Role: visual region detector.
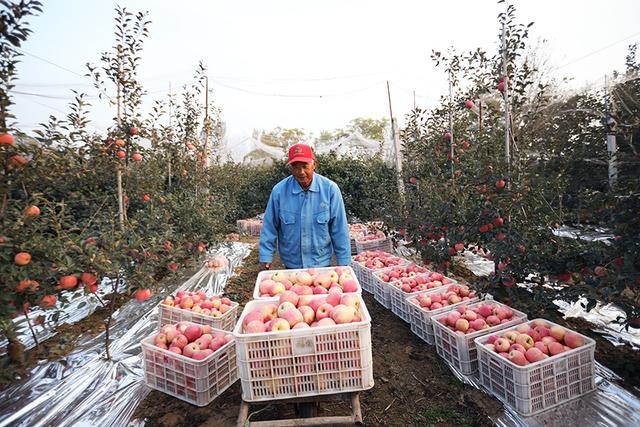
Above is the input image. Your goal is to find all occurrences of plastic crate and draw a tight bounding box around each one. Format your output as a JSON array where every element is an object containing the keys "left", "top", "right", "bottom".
[
  {"left": 158, "top": 301, "right": 239, "bottom": 332},
  {"left": 141, "top": 323, "right": 239, "bottom": 406},
  {"left": 371, "top": 267, "right": 449, "bottom": 314},
  {"left": 432, "top": 301, "right": 528, "bottom": 375},
  {"left": 386, "top": 274, "right": 445, "bottom": 321},
  {"left": 407, "top": 285, "right": 480, "bottom": 344},
  {"left": 352, "top": 255, "right": 410, "bottom": 295},
  {"left": 253, "top": 266, "right": 361, "bottom": 300},
  {"left": 475, "top": 319, "right": 596, "bottom": 416},
  {"left": 355, "top": 235, "right": 392, "bottom": 254},
  {"left": 233, "top": 295, "right": 374, "bottom": 402}
]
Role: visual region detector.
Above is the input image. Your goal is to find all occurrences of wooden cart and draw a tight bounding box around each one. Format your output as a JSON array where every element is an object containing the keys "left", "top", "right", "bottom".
[{"left": 236, "top": 392, "right": 363, "bottom": 427}]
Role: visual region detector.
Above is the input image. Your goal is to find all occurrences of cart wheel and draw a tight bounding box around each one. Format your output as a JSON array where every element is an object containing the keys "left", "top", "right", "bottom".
[{"left": 295, "top": 402, "right": 318, "bottom": 418}]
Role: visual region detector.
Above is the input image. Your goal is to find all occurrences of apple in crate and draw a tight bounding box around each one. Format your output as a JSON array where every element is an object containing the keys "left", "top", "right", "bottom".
[
  {"left": 153, "top": 323, "right": 233, "bottom": 359},
  {"left": 483, "top": 320, "right": 587, "bottom": 363},
  {"left": 240, "top": 295, "right": 365, "bottom": 333},
  {"left": 258, "top": 267, "right": 360, "bottom": 297},
  {"left": 162, "top": 291, "right": 233, "bottom": 319}
]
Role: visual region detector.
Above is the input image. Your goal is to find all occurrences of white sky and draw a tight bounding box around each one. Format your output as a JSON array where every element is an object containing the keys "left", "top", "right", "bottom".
[{"left": 11, "top": 0, "right": 640, "bottom": 143}]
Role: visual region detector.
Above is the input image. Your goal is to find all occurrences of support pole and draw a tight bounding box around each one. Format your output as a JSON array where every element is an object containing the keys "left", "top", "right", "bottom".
[
  {"left": 448, "top": 73, "right": 454, "bottom": 179},
  {"left": 501, "top": 21, "right": 511, "bottom": 186},
  {"left": 605, "top": 75, "right": 618, "bottom": 190},
  {"left": 116, "top": 45, "right": 125, "bottom": 231},
  {"left": 386, "top": 81, "right": 406, "bottom": 217}
]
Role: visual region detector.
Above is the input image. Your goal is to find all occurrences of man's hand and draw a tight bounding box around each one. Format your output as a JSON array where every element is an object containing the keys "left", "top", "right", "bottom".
[{"left": 261, "top": 262, "right": 271, "bottom": 270}]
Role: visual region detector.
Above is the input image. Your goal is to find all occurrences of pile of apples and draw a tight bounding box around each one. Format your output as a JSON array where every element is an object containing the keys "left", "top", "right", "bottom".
[
  {"left": 436, "top": 301, "right": 518, "bottom": 334},
  {"left": 153, "top": 322, "right": 233, "bottom": 359},
  {"left": 377, "top": 265, "right": 456, "bottom": 293},
  {"left": 356, "top": 232, "right": 385, "bottom": 242},
  {"left": 161, "top": 291, "right": 234, "bottom": 318},
  {"left": 241, "top": 291, "right": 363, "bottom": 333},
  {"left": 348, "top": 223, "right": 367, "bottom": 238},
  {"left": 408, "top": 285, "right": 476, "bottom": 312},
  {"left": 483, "top": 320, "right": 586, "bottom": 365},
  {"left": 352, "top": 251, "right": 406, "bottom": 270},
  {"left": 257, "top": 267, "right": 359, "bottom": 297}
]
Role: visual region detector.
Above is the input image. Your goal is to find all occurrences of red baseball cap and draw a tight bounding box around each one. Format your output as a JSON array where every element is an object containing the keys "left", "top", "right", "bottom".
[{"left": 287, "top": 143, "right": 315, "bottom": 165}]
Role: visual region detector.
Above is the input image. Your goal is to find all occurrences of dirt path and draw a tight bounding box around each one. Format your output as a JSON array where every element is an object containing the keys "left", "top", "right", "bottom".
[{"left": 134, "top": 240, "right": 503, "bottom": 426}]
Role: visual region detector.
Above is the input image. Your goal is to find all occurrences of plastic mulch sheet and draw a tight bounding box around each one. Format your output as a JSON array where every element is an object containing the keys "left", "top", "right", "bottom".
[{"left": 0, "top": 242, "right": 252, "bottom": 427}]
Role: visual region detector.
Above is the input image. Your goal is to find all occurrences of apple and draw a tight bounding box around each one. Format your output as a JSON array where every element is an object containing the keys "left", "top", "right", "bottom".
[
  {"left": 183, "top": 342, "right": 199, "bottom": 358},
  {"left": 277, "top": 301, "right": 297, "bottom": 317},
  {"left": 135, "top": 289, "right": 152, "bottom": 302},
  {"left": 495, "top": 179, "right": 506, "bottom": 189},
  {"left": 184, "top": 324, "right": 203, "bottom": 341},
  {"left": 270, "top": 282, "right": 286, "bottom": 296},
  {"left": 331, "top": 304, "right": 355, "bottom": 324},
  {"left": 508, "top": 350, "right": 528, "bottom": 366},
  {"left": 486, "top": 315, "right": 501, "bottom": 326},
  {"left": 446, "top": 311, "right": 461, "bottom": 327},
  {"left": 171, "top": 334, "right": 188, "bottom": 349},
  {"left": 317, "top": 317, "right": 336, "bottom": 326},
  {"left": 59, "top": 275, "right": 78, "bottom": 289},
  {"left": 279, "top": 290, "right": 299, "bottom": 307},
  {"left": 326, "top": 288, "right": 343, "bottom": 306},
  {"left": 315, "top": 303, "right": 334, "bottom": 320},
  {"left": 550, "top": 325, "right": 566, "bottom": 342},
  {"left": 270, "top": 318, "right": 290, "bottom": 331},
  {"left": 296, "top": 271, "right": 313, "bottom": 286},
  {"left": 564, "top": 332, "right": 585, "bottom": 348},
  {"left": 470, "top": 318, "right": 487, "bottom": 331},
  {"left": 341, "top": 279, "right": 358, "bottom": 293},
  {"left": 245, "top": 320, "right": 267, "bottom": 333},
  {"left": 515, "top": 324, "right": 532, "bottom": 334},
  {"left": 455, "top": 318, "right": 470, "bottom": 333},
  {"left": 195, "top": 334, "right": 212, "bottom": 349},
  {"left": 509, "top": 343, "right": 526, "bottom": 354},
  {"left": 298, "top": 305, "right": 315, "bottom": 324},
  {"left": 548, "top": 342, "right": 565, "bottom": 356},
  {"left": 340, "top": 294, "right": 360, "bottom": 312},
  {"left": 503, "top": 331, "right": 519, "bottom": 344},
  {"left": 515, "top": 333, "right": 534, "bottom": 350},
  {"left": 280, "top": 308, "right": 304, "bottom": 327},
  {"left": 494, "top": 338, "right": 511, "bottom": 352},
  {"left": 272, "top": 271, "right": 289, "bottom": 283},
  {"left": 14, "top": 252, "right": 32, "bottom": 266},
  {"left": 0, "top": 132, "right": 14, "bottom": 145},
  {"left": 534, "top": 341, "right": 549, "bottom": 355}
]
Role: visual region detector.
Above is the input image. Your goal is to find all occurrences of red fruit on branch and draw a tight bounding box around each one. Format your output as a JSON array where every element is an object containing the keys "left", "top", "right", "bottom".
[
  {"left": 495, "top": 180, "right": 506, "bottom": 189},
  {"left": 444, "top": 132, "right": 452, "bottom": 140},
  {"left": 24, "top": 205, "right": 41, "bottom": 216},
  {"left": 10, "top": 155, "right": 28, "bottom": 167},
  {"left": 0, "top": 132, "right": 15, "bottom": 145},
  {"left": 132, "top": 153, "right": 142, "bottom": 161},
  {"left": 16, "top": 279, "right": 39, "bottom": 293},
  {"left": 167, "top": 262, "right": 178, "bottom": 272},
  {"left": 134, "top": 289, "right": 152, "bottom": 301},
  {"left": 465, "top": 100, "right": 474, "bottom": 108},
  {"left": 39, "top": 295, "right": 57, "bottom": 309},
  {"left": 59, "top": 275, "right": 78, "bottom": 289},
  {"left": 496, "top": 232, "right": 506, "bottom": 241},
  {"left": 143, "top": 194, "right": 151, "bottom": 202},
  {"left": 613, "top": 257, "right": 624, "bottom": 267},
  {"left": 115, "top": 139, "right": 125, "bottom": 147},
  {"left": 129, "top": 127, "right": 139, "bottom": 136},
  {"left": 493, "top": 217, "right": 504, "bottom": 227},
  {"left": 14, "top": 252, "right": 32, "bottom": 266}
]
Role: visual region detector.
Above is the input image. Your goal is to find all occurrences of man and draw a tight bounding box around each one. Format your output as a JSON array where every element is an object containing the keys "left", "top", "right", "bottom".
[{"left": 259, "top": 143, "right": 351, "bottom": 269}]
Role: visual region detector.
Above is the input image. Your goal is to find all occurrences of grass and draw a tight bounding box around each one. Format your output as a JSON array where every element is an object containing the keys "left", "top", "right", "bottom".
[{"left": 415, "top": 406, "right": 473, "bottom": 426}]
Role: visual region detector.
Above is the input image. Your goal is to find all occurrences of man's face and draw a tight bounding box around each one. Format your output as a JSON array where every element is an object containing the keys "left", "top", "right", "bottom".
[{"left": 290, "top": 160, "right": 316, "bottom": 188}]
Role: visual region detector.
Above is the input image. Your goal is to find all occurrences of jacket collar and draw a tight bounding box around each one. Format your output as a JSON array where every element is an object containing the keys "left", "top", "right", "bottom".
[{"left": 291, "top": 174, "right": 319, "bottom": 194}]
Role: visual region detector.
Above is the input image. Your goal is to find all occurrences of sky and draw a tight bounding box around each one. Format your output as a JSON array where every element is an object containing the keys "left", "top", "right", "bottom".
[{"left": 10, "top": 0, "right": 640, "bottom": 146}]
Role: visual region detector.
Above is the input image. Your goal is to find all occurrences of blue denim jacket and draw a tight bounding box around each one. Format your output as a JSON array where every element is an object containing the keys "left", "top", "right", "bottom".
[{"left": 259, "top": 173, "right": 351, "bottom": 268}]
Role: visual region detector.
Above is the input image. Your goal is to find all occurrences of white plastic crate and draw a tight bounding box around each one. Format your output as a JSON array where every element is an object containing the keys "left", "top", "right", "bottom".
[
  {"left": 386, "top": 274, "right": 442, "bottom": 321},
  {"left": 353, "top": 256, "right": 410, "bottom": 295},
  {"left": 141, "top": 323, "right": 239, "bottom": 406},
  {"left": 355, "top": 235, "right": 392, "bottom": 254},
  {"left": 475, "top": 319, "right": 596, "bottom": 416},
  {"left": 233, "top": 295, "right": 374, "bottom": 402},
  {"left": 432, "top": 301, "right": 528, "bottom": 375},
  {"left": 371, "top": 267, "right": 445, "bottom": 314},
  {"left": 407, "top": 285, "right": 480, "bottom": 344},
  {"left": 158, "top": 301, "right": 239, "bottom": 332},
  {"left": 253, "top": 266, "right": 361, "bottom": 300}
]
